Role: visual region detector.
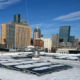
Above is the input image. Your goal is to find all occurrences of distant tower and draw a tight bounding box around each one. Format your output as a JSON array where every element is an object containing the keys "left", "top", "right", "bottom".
[
  {"left": 70, "top": 36, "right": 75, "bottom": 46},
  {"left": 52, "top": 34, "right": 59, "bottom": 47},
  {"left": 59, "top": 26, "right": 70, "bottom": 43},
  {"left": 14, "top": 14, "right": 20, "bottom": 23},
  {"left": 33, "top": 27, "right": 41, "bottom": 43}
]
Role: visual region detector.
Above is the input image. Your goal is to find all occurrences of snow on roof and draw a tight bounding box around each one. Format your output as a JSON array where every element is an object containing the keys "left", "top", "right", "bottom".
[
  {"left": 15, "top": 62, "right": 51, "bottom": 68},
  {"left": 0, "top": 67, "right": 80, "bottom": 80},
  {"left": 0, "top": 52, "right": 80, "bottom": 80}
]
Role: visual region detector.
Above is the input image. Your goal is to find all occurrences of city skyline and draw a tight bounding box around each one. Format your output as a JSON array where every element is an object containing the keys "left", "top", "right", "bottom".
[{"left": 0, "top": 0, "right": 80, "bottom": 40}]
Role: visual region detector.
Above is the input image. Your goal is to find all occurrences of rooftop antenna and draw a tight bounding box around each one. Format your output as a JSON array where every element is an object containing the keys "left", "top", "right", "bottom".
[
  {"left": 26, "top": 0, "right": 28, "bottom": 22},
  {"left": 23, "top": 16, "right": 24, "bottom": 20}
]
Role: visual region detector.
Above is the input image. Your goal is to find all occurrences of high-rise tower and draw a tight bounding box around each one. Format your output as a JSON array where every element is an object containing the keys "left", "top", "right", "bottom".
[
  {"left": 59, "top": 26, "right": 70, "bottom": 43},
  {"left": 14, "top": 14, "right": 20, "bottom": 23},
  {"left": 70, "top": 36, "right": 75, "bottom": 46},
  {"left": 33, "top": 27, "right": 41, "bottom": 43}
]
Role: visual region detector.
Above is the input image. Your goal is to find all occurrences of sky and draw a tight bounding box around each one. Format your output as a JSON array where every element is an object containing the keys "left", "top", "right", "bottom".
[{"left": 0, "top": 0, "right": 80, "bottom": 40}]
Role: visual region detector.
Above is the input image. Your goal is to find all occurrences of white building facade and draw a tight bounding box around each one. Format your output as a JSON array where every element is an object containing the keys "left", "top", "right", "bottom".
[
  {"left": 56, "top": 48, "right": 77, "bottom": 54},
  {"left": 34, "top": 38, "right": 52, "bottom": 52},
  {"left": 42, "top": 38, "right": 51, "bottom": 52}
]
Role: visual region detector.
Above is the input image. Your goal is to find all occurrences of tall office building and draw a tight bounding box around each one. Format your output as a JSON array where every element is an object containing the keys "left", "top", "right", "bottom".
[
  {"left": 1, "top": 14, "right": 31, "bottom": 48},
  {"left": 1, "top": 24, "right": 6, "bottom": 43},
  {"left": 70, "top": 36, "right": 75, "bottom": 46},
  {"left": 52, "top": 34, "right": 59, "bottom": 47},
  {"left": 59, "top": 26, "right": 70, "bottom": 43},
  {"left": 33, "top": 27, "right": 41, "bottom": 43},
  {"left": 14, "top": 14, "right": 20, "bottom": 23}
]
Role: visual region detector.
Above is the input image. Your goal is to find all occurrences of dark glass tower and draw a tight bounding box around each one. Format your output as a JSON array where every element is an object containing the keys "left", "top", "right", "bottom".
[
  {"left": 14, "top": 14, "right": 20, "bottom": 23},
  {"left": 59, "top": 26, "right": 70, "bottom": 43},
  {"left": 70, "top": 36, "right": 75, "bottom": 46}
]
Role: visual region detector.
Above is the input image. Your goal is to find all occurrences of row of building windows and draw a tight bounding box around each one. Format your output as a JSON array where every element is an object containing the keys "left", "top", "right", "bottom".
[{"left": 59, "top": 52, "right": 68, "bottom": 54}]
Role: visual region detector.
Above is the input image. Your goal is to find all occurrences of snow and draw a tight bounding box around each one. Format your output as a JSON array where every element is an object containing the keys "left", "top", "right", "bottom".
[
  {"left": 56, "top": 56, "right": 67, "bottom": 59},
  {"left": 0, "top": 52, "right": 32, "bottom": 56},
  {"left": 0, "top": 68, "right": 80, "bottom": 80},
  {"left": 0, "top": 59, "right": 25, "bottom": 63},
  {"left": 67, "top": 56, "right": 78, "bottom": 59},
  {"left": 33, "top": 64, "right": 63, "bottom": 71},
  {"left": 40, "top": 52, "right": 80, "bottom": 57},
  {"left": 33, "top": 66, "right": 50, "bottom": 70},
  {"left": 1, "top": 60, "right": 40, "bottom": 66},
  {"left": 1, "top": 62, "right": 22, "bottom": 66},
  {"left": 15, "top": 62, "right": 51, "bottom": 68},
  {"left": 20, "top": 61, "right": 37, "bottom": 64},
  {"left": 0, "top": 52, "right": 80, "bottom": 80},
  {"left": 50, "top": 64, "right": 63, "bottom": 67},
  {"left": 56, "top": 56, "right": 78, "bottom": 60},
  {"left": 0, "top": 61, "right": 9, "bottom": 63},
  {"left": 40, "top": 52, "right": 80, "bottom": 60}
]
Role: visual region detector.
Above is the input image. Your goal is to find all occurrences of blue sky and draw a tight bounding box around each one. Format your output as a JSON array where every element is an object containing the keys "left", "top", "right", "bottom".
[{"left": 0, "top": 0, "right": 80, "bottom": 40}]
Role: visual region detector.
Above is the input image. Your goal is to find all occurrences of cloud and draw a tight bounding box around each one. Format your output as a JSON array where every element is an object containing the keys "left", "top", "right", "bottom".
[
  {"left": 64, "top": 17, "right": 80, "bottom": 21},
  {"left": 0, "top": 0, "right": 21, "bottom": 9},
  {"left": 30, "top": 23, "right": 55, "bottom": 29},
  {"left": 30, "top": 23, "right": 43, "bottom": 28},
  {"left": 78, "top": 25, "right": 80, "bottom": 26},
  {"left": 53, "top": 11, "right": 80, "bottom": 21},
  {"left": 42, "top": 23, "right": 55, "bottom": 28}
]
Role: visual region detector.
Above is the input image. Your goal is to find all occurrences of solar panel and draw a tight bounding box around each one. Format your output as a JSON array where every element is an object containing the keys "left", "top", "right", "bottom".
[
  {"left": 0, "top": 60, "right": 72, "bottom": 76},
  {"left": 20, "top": 64, "right": 72, "bottom": 76}
]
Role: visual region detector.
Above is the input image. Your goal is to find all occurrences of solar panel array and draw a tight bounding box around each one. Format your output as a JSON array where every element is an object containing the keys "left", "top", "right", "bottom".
[{"left": 0, "top": 59, "right": 72, "bottom": 76}]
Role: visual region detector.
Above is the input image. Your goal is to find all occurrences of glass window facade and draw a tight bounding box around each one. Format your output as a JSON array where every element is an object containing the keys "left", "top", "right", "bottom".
[
  {"left": 70, "top": 36, "right": 75, "bottom": 46},
  {"left": 59, "top": 26, "right": 70, "bottom": 43},
  {"left": 14, "top": 14, "right": 20, "bottom": 23}
]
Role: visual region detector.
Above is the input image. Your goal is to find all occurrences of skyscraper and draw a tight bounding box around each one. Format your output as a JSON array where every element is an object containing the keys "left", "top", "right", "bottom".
[
  {"left": 59, "top": 26, "right": 70, "bottom": 43},
  {"left": 70, "top": 36, "right": 75, "bottom": 46},
  {"left": 33, "top": 27, "right": 41, "bottom": 43},
  {"left": 52, "top": 34, "right": 59, "bottom": 47},
  {"left": 14, "top": 14, "right": 20, "bottom": 23}
]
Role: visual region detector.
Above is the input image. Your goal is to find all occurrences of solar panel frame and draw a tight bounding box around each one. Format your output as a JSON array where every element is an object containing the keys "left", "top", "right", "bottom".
[
  {"left": 0, "top": 60, "right": 72, "bottom": 76},
  {"left": 21, "top": 64, "right": 72, "bottom": 76}
]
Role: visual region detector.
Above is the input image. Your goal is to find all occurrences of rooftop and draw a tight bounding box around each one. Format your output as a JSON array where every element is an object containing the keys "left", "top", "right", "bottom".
[{"left": 0, "top": 52, "right": 80, "bottom": 80}]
